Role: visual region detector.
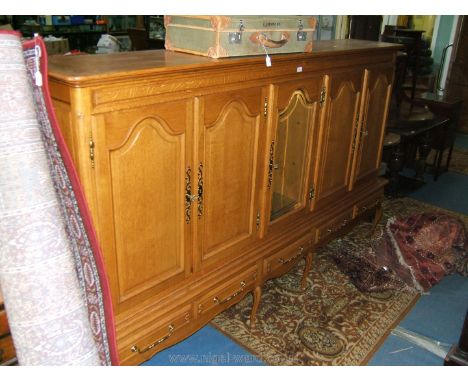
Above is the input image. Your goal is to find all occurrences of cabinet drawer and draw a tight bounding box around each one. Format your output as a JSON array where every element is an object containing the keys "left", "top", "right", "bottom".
[
  {"left": 0, "top": 310, "right": 10, "bottom": 337},
  {"left": 353, "top": 195, "right": 382, "bottom": 218},
  {"left": 315, "top": 209, "right": 354, "bottom": 244},
  {"left": 123, "top": 304, "right": 192, "bottom": 362},
  {"left": 0, "top": 335, "right": 16, "bottom": 365},
  {"left": 264, "top": 235, "right": 312, "bottom": 277},
  {"left": 197, "top": 265, "right": 258, "bottom": 317}
]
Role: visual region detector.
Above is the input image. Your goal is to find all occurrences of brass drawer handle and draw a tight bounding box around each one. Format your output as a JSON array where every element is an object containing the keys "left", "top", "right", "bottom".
[
  {"left": 131, "top": 324, "right": 175, "bottom": 354},
  {"left": 278, "top": 246, "right": 304, "bottom": 264},
  {"left": 213, "top": 281, "right": 246, "bottom": 305}
]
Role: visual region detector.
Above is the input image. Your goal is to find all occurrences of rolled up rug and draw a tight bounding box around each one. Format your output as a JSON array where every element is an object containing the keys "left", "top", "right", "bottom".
[{"left": 0, "top": 31, "right": 118, "bottom": 365}]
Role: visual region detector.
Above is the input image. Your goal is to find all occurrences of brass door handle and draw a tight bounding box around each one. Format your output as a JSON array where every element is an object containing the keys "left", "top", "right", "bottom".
[
  {"left": 131, "top": 324, "right": 175, "bottom": 354},
  {"left": 185, "top": 166, "right": 192, "bottom": 223},
  {"left": 197, "top": 162, "right": 203, "bottom": 217},
  {"left": 268, "top": 141, "right": 275, "bottom": 189},
  {"left": 187, "top": 194, "right": 198, "bottom": 202},
  {"left": 213, "top": 281, "right": 246, "bottom": 305},
  {"left": 186, "top": 163, "right": 203, "bottom": 222}
]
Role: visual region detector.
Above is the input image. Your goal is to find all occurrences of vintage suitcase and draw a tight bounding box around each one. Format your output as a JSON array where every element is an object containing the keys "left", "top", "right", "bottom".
[
  {"left": 164, "top": 15, "right": 317, "bottom": 58},
  {"left": 44, "top": 38, "right": 70, "bottom": 56}
]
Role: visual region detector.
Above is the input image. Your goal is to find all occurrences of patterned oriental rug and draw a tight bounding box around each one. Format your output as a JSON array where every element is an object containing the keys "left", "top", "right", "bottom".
[{"left": 211, "top": 198, "right": 468, "bottom": 365}]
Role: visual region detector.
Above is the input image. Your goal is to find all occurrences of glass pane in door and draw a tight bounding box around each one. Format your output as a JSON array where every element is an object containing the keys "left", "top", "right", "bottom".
[{"left": 270, "top": 91, "right": 313, "bottom": 220}]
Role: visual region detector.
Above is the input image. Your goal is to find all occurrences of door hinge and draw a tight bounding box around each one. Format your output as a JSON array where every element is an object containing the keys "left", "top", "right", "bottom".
[
  {"left": 319, "top": 87, "right": 326, "bottom": 107},
  {"left": 308, "top": 184, "right": 315, "bottom": 200},
  {"left": 89, "top": 130, "right": 95, "bottom": 168},
  {"left": 267, "top": 140, "right": 275, "bottom": 189},
  {"left": 263, "top": 97, "right": 268, "bottom": 117},
  {"left": 256, "top": 212, "right": 261, "bottom": 230},
  {"left": 352, "top": 111, "right": 360, "bottom": 153}
]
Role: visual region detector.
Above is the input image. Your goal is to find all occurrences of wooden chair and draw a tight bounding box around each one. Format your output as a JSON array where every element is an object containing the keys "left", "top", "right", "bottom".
[
  {"left": 414, "top": 92, "right": 463, "bottom": 180},
  {"left": 127, "top": 28, "right": 165, "bottom": 51},
  {"left": 381, "top": 28, "right": 426, "bottom": 106},
  {"left": 127, "top": 28, "right": 150, "bottom": 51}
]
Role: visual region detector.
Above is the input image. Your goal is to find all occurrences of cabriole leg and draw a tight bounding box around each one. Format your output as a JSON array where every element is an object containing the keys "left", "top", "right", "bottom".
[
  {"left": 250, "top": 285, "right": 262, "bottom": 329},
  {"left": 371, "top": 202, "right": 383, "bottom": 236},
  {"left": 301, "top": 252, "right": 313, "bottom": 290}
]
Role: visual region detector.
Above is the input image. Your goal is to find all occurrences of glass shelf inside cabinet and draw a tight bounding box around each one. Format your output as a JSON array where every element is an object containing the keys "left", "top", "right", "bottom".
[{"left": 270, "top": 90, "right": 313, "bottom": 221}]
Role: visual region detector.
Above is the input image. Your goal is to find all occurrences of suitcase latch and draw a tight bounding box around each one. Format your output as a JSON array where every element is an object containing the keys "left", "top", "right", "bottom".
[
  {"left": 297, "top": 20, "right": 307, "bottom": 41},
  {"left": 229, "top": 20, "right": 244, "bottom": 44}
]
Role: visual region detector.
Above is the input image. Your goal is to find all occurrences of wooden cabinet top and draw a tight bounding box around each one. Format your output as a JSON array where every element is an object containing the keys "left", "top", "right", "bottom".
[{"left": 48, "top": 39, "right": 401, "bottom": 87}]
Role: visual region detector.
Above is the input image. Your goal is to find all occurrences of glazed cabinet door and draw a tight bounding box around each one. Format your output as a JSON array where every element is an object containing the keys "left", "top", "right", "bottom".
[
  {"left": 93, "top": 100, "right": 193, "bottom": 313},
  {"left": 314, "top": 68, "right": 364, "bottom": 209},
  {"left": 267, "top": 76, "right": 324, "bottom": 224},
  {"left": 350, "top": 65, "right": 393, "bottom": 187},
  {"left": 196, "top": 87, "right": 267, "bottom": 268}
]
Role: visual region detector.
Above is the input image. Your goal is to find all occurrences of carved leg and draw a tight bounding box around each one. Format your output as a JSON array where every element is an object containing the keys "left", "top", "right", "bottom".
[
  {"left": 387, "top": 143, "right": 405, "bottom": 197},
  {"left": 415, "top": 132, "right": 431, "bottom": 181},
  {"left": 434, "top": 148, "right": 444, "bottom": 181},
  {"left": 371, "top": 202, "right": 383, "bottom": 237},
  {"left": 445, "top": 142, "right": 455, "bottom": 172},
  {"left": 301, "top": 252, "right": 313, "bottom": 290},
  {"left": 250, "top": 285, "right": 262, "bottom": 330}
]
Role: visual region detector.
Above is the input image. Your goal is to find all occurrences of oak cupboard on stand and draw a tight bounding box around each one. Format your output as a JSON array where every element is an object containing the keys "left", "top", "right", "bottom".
[{"left": 47, "top": 39, "right": 399, "bottom": 365}]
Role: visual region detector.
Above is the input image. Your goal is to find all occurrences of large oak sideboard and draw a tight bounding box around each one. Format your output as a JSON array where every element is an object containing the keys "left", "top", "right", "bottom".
[{"left": 48, "top": 39, "right": 399, "bottom": 365}]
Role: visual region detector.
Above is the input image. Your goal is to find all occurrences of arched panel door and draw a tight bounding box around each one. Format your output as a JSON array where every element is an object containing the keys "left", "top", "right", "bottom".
[
  {"left": 94, "top": 100, "right": 193, "bottom": 313},
  {"left": 196, "top": 87, "right": 266, "bottom": 269},
  {"left": 351, "top": 66, "right": 393, "bottom": 187},
  {"left": 266, "top": 76, "right": 324, "bottom": 226},
  {"left": 314, "top": 69, "right": 364, "bottom": 209}
]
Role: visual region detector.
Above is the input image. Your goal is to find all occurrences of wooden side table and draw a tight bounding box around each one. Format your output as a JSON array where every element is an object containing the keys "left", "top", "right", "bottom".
[
  {"left": 414, "top": 92, "right": 463, "bottom": 180},
  {"left": 387, "top": 116, "right": 450, "bottom": 196}
]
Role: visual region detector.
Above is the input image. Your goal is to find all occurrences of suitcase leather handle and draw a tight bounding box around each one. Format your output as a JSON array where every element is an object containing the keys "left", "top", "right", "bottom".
[{"left": 250, "top": 32, "right": 290, "bottom": 48}]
